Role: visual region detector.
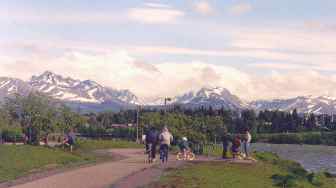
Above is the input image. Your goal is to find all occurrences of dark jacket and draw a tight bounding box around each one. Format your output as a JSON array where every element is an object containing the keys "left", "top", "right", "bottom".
[{"left": 146, "top": 129, "right": 159, "bottom": 144}]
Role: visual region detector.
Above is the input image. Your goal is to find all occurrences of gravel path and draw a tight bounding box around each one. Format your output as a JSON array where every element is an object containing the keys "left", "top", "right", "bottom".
[
  {"left": 9, "top": 149, "right": 155, "bottom": 188},
  {"left": 6, "top": 149, "right": 256, "bottom": 188}
]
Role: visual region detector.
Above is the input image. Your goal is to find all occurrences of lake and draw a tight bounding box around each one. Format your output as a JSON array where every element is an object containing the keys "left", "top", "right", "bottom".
[{"left": 251, "top": 143, "right": 336, "bottom": 174}]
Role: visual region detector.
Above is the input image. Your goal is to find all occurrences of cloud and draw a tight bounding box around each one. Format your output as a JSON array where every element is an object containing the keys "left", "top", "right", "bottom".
[
  {"left": 228, "top": 3, "right": 252, "bottom": 16},
  {"left": 127, "top": 5, "right": 184, "bottom": 24},
  {"left": 0, "top": 9, "right": 125, "bottom": 24},
  {"left": 2, "top": 43, "right": 336, "bottom": 101},
  {"left": 144, "top": 3, "right": 172, "bottom": 9},
  {"left": 193, "top": 1, "right": 214, "bottom": 15}
]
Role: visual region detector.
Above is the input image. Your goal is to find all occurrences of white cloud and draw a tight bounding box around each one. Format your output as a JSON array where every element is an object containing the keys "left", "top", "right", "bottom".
[
  {"left": 144, "top": 3, "right": 172, "bottom": 9},
  {"left": 128, "top": 6, "right": 184, "bottom": 24},
  {"left": 229, "top": 3, "right": 252, "bottom": 16},
  {"left": 193, "top": 1, "right": 214, "bottom": 15},
  {"left": 0, "top": 9, "right": 125, "bottom": 24},
  {"left": 2, "top": 43, "right": 336, "bottom": 101}
]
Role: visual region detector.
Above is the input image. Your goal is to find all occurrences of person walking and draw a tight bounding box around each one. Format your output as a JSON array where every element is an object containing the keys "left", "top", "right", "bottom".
[
  {"left": 145, "top": 127, "right": 159, "bottom": 162},
  {"left": 242, "top": 129, "right": 252, "bottom": 158},
  {"left": 159, "top": 126, "right": 173, "bottom": 163}
]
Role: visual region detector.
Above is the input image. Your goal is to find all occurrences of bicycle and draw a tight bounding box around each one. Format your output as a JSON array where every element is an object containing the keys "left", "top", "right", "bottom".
[{"left": 176, "top": 149, "right": 195, "bottom": 161}]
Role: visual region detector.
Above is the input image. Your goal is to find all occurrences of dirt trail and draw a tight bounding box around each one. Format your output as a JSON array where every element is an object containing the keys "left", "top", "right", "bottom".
[
  {"left": 8, "top": 149, "right": 155, "bottom": 188},
  {"left": 6, "top": 149, "right": 256, "bottom": 188}
]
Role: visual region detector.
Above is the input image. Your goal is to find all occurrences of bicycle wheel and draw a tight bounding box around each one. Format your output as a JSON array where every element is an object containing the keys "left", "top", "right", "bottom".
[
  {"left": 176, "top": 152, "right": 184, "bottom": 160},
  {"left": 186, "top": 152, "right": 195, "bottom": 161}
]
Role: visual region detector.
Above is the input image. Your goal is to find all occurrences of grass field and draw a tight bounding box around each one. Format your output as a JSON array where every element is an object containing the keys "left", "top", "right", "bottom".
[
  {"left": 0, "top": 139, "right": 141, "bottom": 182},
  {"left": 147, "top": 152, "right": 336, "bottom": 188},
  {"left": 0, "top": 145, "right": 85, "bottom": 182}
]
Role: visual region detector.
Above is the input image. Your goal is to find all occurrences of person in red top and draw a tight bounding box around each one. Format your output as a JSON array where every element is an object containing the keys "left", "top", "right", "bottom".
[{"left": 231, "top": 135, "right": 241, "bottom": 159}]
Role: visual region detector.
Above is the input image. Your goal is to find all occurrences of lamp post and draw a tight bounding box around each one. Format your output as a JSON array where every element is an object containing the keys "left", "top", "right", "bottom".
[
  {"left": 164, "top": 97, "right": 171, "bottom": 127},
  {"left": 136, "top": 105, "right": 140, "bottom": 143}
]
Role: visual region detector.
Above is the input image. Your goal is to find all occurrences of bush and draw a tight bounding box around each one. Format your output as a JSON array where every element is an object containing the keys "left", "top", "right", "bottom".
[
  {"left": 254, "top": 132, "right": 336, "bottom": 146},
  {"left": 1, "top": 128, "right": 24, "bottom": 142},
  {"left": 268, "top": 133, "right": 303, "bottom": 144}
]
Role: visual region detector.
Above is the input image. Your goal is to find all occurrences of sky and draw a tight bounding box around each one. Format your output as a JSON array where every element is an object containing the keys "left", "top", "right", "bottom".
[{"left": 1, "top": 0, "right": 336, "bottom": 101}]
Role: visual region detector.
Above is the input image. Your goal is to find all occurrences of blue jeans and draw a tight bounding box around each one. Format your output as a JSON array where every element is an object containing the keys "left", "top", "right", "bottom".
[
  {"left": 160, "top": 144, "right": 169, "bottom": 163},
  {"left": 243, "top": 142, "right": 250, "bottom": 157}
]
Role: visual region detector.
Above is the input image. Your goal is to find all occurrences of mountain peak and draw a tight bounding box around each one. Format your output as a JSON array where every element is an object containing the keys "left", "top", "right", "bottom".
[{"left": 173, "top": 86, "right": 246, "bottom": 110}]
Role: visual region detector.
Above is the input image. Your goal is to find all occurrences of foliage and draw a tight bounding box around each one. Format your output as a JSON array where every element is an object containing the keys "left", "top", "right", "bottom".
[{"left": 1, "top": 93, "right": 86, "bottom": 145}]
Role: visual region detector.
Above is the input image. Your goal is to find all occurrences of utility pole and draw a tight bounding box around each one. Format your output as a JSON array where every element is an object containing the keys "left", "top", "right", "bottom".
[
  {"left": 164, "top": 97, "right": 171, "bottom": 127},
  {"left": 136, "top": 105, "right": 140, "bottom": 143}
]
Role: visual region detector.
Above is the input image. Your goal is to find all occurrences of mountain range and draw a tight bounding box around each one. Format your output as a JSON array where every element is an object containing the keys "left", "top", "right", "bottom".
[{"left": 1, "top": 71, "right": 336, "bottom": 114}]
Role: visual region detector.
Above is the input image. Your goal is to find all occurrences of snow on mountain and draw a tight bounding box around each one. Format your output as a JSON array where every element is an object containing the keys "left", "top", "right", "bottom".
[
  {"left": 29, "top": 71, "right": 141, "bottom": 105},
  {"left": 172, "top": 87, "right": 248, "bottom": 110},
  {"left": 3, "top": 71, "right": 336, "bottom": 114},
  {"left": 250, "top": 95, "right": 336, "bottom": 114},
  {"left": 0, "top": 77, "right": 31, "bottom": 100}
]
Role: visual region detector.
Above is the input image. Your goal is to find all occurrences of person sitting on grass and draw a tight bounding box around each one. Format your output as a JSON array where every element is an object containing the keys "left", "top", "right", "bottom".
[
  {"left": 179, "top": 137, "right": 189, "bottom": 160},
  {"left": 63, "top": 129, "right": 76, "bottom": 152},
  {"left": 231, "top": 135, "right": 241, "bottom": 159}
]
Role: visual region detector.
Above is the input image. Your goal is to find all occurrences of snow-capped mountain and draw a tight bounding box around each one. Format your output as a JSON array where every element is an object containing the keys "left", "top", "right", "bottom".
[
  {"left": 250, "top": 95, "right": 336, "bottom": 114},
  {"left": 0, "top": 71, "right": 140, "bottom": 111},
  {"left": 29, "top": 71, "right": 141, "bottom": 105},
  {"left": 3, "top": 71, "right": 336, "bottom": 114},
  {"left": 172, "top": 87, "right": 248, "bottom": 110},
  {"left": 0, "top": 77, "right": 31, "bottom": 100}
]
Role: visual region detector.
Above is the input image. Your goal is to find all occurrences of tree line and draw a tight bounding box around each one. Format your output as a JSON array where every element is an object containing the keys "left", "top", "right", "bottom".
[{"left": 0, "top": 93, "right": 335, "bottom": 145}]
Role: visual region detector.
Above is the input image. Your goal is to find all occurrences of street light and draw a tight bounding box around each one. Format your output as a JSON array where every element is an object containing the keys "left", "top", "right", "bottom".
[
  {"left": 136, "top": 105, "right": 141, "bottom": 143},
  {"left": 164, "top": 97, "right": 171, "bottom": 127}
]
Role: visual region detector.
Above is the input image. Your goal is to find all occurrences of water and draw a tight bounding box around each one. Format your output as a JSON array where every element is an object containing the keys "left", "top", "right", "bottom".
[{"left": 251, "top": 143, "right": 336, "bottom": 174}]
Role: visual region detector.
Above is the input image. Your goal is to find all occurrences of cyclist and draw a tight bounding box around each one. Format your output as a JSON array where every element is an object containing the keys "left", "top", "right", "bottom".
[
  {"left": 179, "top": 137, "right": 189, "bottom": 160},
  {"left": 145, "top": 127, "right": 159, "bottom": 162},
  {"left": 159, "top": 126, "right": 173, "bottom": 164}
]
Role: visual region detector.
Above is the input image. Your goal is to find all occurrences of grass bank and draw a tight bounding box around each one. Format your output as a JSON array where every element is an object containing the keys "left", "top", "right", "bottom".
[
  {"left": 0, "top": 139, "right": 141, "bottom": 183},
  {"left": 147, "top": 152, "right": 336, "bottom": 188},
  {"left": 253, "top": 132, "right": 336, "bottom": 145}
]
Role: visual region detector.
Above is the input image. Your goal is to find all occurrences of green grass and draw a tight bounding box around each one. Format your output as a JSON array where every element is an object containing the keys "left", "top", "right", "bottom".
[
  {"left": 147, "top": 152, "right": 336, "bottom": 188},
  {"left": 0, "top": 139, "right": 142, "bottom": 182},
  {"left": 0, "top": 145, "right": 86, "bottom": 182},
  {"left": 75, "top": 139, "right": 142, "bottom": 151}
]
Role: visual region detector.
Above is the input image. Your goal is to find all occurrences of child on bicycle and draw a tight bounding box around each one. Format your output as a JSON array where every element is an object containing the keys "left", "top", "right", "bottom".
[{"left": 179, "top": 137, "right": 189, "bottom": 160}]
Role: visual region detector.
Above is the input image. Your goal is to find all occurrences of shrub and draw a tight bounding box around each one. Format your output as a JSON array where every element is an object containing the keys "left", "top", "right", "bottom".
[{"left": 1, "top": 128, "right": 24, "bottom": 142}]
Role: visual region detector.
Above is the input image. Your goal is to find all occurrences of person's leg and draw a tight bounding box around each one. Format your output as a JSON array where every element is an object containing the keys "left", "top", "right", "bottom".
[
  {"left": 222, "top": 144, "right": 228, "bottom": 159},
  {"left": 245, "top": 143, "right": 249, "bottom": 157},
  {"left": 243, "top": 142, "right": 248, "bottom": 157},
  {"left": 164, "top": 144, "right": 169, "bottom": 163},
  {"left": 151, "top": 143, "right": 156, "bottom": 159}
]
